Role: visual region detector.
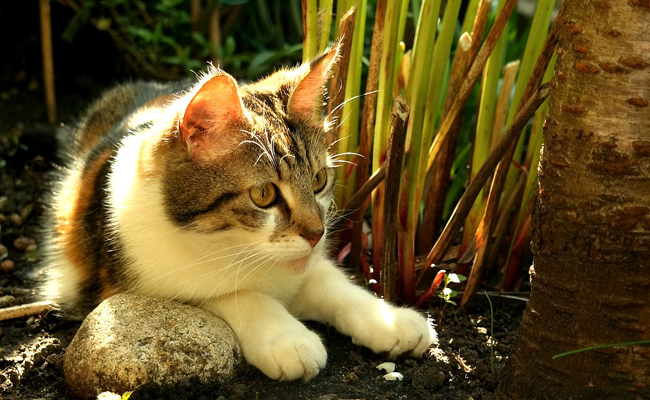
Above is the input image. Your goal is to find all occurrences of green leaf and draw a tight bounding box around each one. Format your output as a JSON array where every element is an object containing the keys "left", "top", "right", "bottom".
[{"left": 128, "top": 27, "right": 154, "bottom": 43}]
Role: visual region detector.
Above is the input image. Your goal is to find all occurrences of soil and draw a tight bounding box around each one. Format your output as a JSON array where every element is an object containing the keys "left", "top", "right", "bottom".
[{"left": 0, "top": 90, "right": 529, "bottom": 400}]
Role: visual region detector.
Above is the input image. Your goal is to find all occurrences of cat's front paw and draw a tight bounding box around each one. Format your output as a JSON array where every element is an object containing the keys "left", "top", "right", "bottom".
[
  {"left": 249, "top": 328, "right": 327, "bottom": 381},
  {"left": 347, "top": 304, "right": 434, "bottom": 358}
]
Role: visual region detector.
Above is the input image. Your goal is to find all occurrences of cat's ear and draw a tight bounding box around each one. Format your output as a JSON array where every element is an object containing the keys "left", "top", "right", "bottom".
[
  {"left": 179, "top": 71, "right": 250, "bottom": 161},
  {"left": 287, "top": 40, "right": 342, "bottom": 120}
]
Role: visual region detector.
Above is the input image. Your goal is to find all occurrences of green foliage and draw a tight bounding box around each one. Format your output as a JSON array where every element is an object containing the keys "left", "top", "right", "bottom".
[
  {"left": 438, "top": 272, "right": 466, "bottom": 306},
  {"left": 59, "top": 0, "right": 304, "bottom": 79},
  {"left": 553, "top": 340, "right": 650, "bottom": 360},
  {"left": 484, "top": 291, "right": 495, "bottom": 373}
]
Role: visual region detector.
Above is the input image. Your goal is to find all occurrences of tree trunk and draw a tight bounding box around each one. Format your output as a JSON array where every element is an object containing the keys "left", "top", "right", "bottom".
[{"left": 495, "top": 0, "right": 650, "bottom": 399}]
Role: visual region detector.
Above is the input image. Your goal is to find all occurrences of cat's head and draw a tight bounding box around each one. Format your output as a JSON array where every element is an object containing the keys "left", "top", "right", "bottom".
[{"left": 161, "top": 43, "right": 342, "bottom": 269}]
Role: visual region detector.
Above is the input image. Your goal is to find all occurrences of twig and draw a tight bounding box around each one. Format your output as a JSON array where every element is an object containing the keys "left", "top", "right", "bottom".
[
  {"left": 39, "top": 0, "right": 57, "bottom": 123},
  {"left": 344, "top": 164, "right": 386, "bottom": 212},
  {"left": 0, "top": 301, "right": 53, "bottom": 322},
  {"left": 421, "top": 83, "right": 552, "bottom": 276},
  {"left": 381, "top": 97, "right": 409, "bottom": 302},
  {"left": 190, "top": 0, "right": 201, "bottom": 30},
  {"left": 209, "top": 0, "right": 221, "bottom": 66}
]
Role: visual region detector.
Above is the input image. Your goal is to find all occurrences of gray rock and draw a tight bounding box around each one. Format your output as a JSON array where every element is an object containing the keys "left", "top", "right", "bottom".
[{"left": 64, "top": 294, "right": 242, "bottom": 398}]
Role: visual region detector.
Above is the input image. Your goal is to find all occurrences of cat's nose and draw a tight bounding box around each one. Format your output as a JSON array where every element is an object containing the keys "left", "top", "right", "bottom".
[{"left": 301, "top": 227, "right": 324, "bottom": 248}]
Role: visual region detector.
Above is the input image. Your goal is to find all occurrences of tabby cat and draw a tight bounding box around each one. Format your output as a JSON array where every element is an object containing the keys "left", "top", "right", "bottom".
[{"left": 43, "top": 43, "right": 434, "bottom": 381}]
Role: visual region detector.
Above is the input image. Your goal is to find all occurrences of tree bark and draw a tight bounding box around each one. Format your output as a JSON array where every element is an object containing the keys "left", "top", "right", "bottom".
[{"left": 495, "top": 0, "right": 650, "bottom": 399}]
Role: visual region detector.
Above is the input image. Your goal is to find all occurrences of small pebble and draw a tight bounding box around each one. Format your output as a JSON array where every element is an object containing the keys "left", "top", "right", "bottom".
[
  {"left": 0, "top": 245, "right": 8, "bottom": 259},
  {"left": 8, "top": 213, "right": 22, "bottom": 227},
  {"left": 20, "top": 203, "right": 34, "bottom": 221},
  {"left": 1, "top": 260, "right": 14, "bottom": 274},
  {"left": 0, "top": 196, "right": 7, "bottom": 211},
  {"left": 0, "top": 214, "right": 5, "bottom": 224},
  {"left": 376, "top": 362, "right": 396, "bottom": 373},
  {"left": 383, "top": 372, "right": 404, "bottom": 381},
  {"left": 13, "top": 237, "right": 36, "bottom": 252},
  {"left": 25, "top": 244, "right": 38, "bottom": 253},
  {"left": 346, "top": 372, "right": 358, "bottom": 381},
  {"left": 97, "top": 392, "right": 122, "bottom": 400}
]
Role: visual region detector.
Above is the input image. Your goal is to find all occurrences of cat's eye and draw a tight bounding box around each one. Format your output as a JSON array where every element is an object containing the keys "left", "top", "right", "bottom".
[
  {"left": 312, "top": 169, "right": 328, "bottom": 193},
  {"left": 250, "top": 182, "right": 277, "bottom": 208}
]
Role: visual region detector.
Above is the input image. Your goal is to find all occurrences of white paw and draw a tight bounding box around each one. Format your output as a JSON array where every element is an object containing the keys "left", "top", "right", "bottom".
[
  {"left": 249, "top": 328, "right": 327, "bottom": 381},
  {"left": 346, "top": 303, "right": 434, "bottom": 358}
]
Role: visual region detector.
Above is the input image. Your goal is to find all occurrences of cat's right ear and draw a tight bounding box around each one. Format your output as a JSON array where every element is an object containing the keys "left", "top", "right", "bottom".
[{"left": 179, "top": 71, "right": 250, "bottom": 162}]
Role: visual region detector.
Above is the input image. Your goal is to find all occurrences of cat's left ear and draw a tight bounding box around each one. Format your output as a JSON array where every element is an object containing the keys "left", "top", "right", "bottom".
[{"left": 287, "top": 40, "right": 342, "bottom": 120}]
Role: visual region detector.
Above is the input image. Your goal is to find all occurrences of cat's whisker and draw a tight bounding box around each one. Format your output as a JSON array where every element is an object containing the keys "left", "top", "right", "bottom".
[
  {"left": 326, "top": 90, "right": 378, "bottom": 119},
  {"left": 328, "top": 134, "right": 350, "bottom": 150},
  {"left": 329, "top": 159, "right": 357, "bottom": 166},
  {"left": 279, "top": 154, "right": 295, "bottom": 165},
  {"left": 160, "top": 241, "right": 265, "bottom": 277},
  {"left": 158, "top": 241, "right": 262, "bottom": 279},
  {"left": 190, "top": 248, "right": 269, "bottom": 296},
  {"left": 253, "top": 255, "right": 283, "bottom": 290}
]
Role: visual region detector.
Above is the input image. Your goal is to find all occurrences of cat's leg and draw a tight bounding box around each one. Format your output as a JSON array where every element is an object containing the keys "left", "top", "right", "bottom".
[
  {"left": 203, "top": 291, "right": 326, "bottom": 381},
  {"left": 289, "top": 257, "right": 435, "bottom": 358}
]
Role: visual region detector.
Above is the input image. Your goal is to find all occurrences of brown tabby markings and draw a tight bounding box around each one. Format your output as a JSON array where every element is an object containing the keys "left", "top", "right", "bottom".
[
  {"left": 74, "top": 85, "right": 137, "bottom": 153},
  {"left": 55, "top": 148, "right": 113, "bottom": 284}
]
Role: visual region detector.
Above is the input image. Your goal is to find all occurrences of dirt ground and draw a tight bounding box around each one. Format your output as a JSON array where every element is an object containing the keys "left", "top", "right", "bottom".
[{"left": 0, "top": 91, "right": 528, "bottom": 400}]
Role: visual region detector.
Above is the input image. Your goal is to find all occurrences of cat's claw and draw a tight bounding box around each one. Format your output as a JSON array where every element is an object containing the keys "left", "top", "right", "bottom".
[
  {"left": 252, "top": 329, "right": 327, "bottom": 381},
  {"left": 347, "top": 306, "right": 434, "bottom": 358}
]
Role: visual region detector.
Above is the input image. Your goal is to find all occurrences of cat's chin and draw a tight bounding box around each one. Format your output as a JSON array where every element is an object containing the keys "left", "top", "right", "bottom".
[{"left": 284, "top": 255, "right": 311, "bottom": 271}]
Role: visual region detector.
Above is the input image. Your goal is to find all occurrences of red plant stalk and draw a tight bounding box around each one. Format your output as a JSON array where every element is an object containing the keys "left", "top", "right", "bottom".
[{"left": 415, "top": 269, "right": 446, "bottom": 308}]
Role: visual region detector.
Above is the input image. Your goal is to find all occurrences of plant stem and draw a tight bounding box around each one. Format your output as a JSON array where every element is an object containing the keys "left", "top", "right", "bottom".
[
  {"left": 335, "top": 0, "right": 367, "bottom": 206},
  {"left": 461, "top": 0, "right": 509, "bottom": 267},
  {"left": 348, "top": 0, "right": 387, "bottom": 272},
  {"left": 419, "top": 32, "right": 472, "bottom": 253},
  {"left": 426, "top": 0, "right": 518, "bottom": 173},
  {"left": 326, "top": 8, "right": 357, "bottom": 144},
  {"left": 502, "top": 0, "right": 556, "bottom": 198},
  {"left": 484, "top": 291, "right": 494, "bottom": 373},
  {"left": 381, "top": 97, "right": 409, "bottom": 302},
  {"left": 345, "top": 165, "right": 386, "bottom": 213},
  {"left": 302, "top": 0, "right": 319, "bottom": 62},
  {"left": 422, "top": 83, "right": 551, "bottom": 276},
  {"left": 371, "top": 0, "right": 407, "bottom": 280},
  {"left": 396, "top": 0, "right": 441, "bottom": 303},
  {"left": 318, "top": 0, "right": 334, "bottom": 53}
]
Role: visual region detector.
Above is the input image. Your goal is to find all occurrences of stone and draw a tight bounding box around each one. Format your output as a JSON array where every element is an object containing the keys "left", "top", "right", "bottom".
[{"left": 64, "top": 294, "right": 242, "bottom": 398}]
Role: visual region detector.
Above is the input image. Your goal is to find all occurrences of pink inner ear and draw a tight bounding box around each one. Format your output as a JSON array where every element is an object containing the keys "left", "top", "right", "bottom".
[
  {"left": 288, "top": 44, "right": 341, "bottom": 119},
  {"left": 180, "top": 73, "right": 246, "bottom": 151}
]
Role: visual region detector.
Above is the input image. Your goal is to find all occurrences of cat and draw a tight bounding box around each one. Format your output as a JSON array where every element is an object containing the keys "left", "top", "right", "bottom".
[{"left": 43, "top": 41, "right": 434, "bottom": 381}]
